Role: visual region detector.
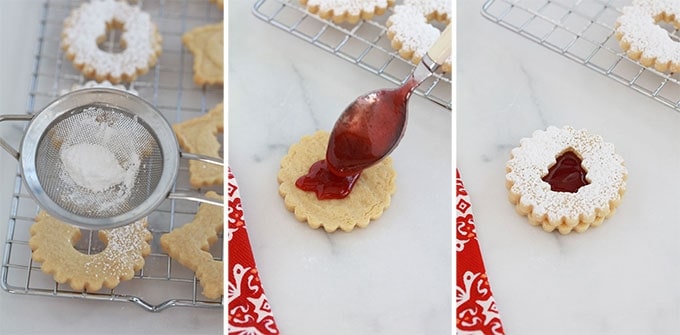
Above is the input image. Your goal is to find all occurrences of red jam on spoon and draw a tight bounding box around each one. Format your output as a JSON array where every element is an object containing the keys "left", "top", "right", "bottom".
[
  {"left": 542, "top": 150, "right": 590, "bottom": 193},
  {"left": 295, "top": 24, "right": 452, "bottom": 200},
  {"left": 295, "top": 79, "right": 419, "bottom": 200}
]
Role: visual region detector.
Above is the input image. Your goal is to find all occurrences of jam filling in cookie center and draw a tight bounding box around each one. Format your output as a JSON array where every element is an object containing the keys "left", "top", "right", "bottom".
[
  {"left": 296, "top": 80, "right": 415, "bottom": 200},
  {"left": 542, "top": 150, "right": 590, "bottom": 193},
  {"left": 295, "top": 160, "right": 361, "bottom": 200}
]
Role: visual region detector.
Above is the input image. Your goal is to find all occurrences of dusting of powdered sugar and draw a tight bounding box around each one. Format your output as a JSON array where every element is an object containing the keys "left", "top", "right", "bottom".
[
  {"left": 403, "top": 0, "right": 451, "bottom": 20},
  {"left": 505, "top": 126, "right": 627, "bottom": 223},
  {"left": 386, "top": 1, "right": 452, "bottom": 69},
  {"left": 61, "top": 143, "right": 130, "bottom": 193},
  {"left": 615, "top": 0, "right": 680, "bottom": 66},
  {"left": 61, "top": 0, "right": 160, "bottom": 81},
  {"left": 82, "top": 218, "right": 150, "bottom": 279},
  {"left": 304, "top": 0, "right": 392, "bottom": 17},
  {"left": 55, "top": 106, "right": 151, "bottom": 216}
]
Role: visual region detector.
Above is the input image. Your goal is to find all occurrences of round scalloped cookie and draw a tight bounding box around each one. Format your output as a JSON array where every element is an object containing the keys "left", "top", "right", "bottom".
[
  {"left": 505, "top": 126, "right": 627, "bottom": 234},
  {"left": 61, "top": 0, "right": 163, "bottom": 84},
  {"left": 29, "top": 211, "right": 152, "bottom": 291},
  {"left": 386, "top": 0, "right": 452, "bottom": 72},
  {"left": 277, "top": 131, "right": 396, "bottom": 232},
  {"left": 615, "top": 0, "right": 680, "bottom": 72},
  {"left": 299, "top": 0, "right": 396, "bottom": 24}
]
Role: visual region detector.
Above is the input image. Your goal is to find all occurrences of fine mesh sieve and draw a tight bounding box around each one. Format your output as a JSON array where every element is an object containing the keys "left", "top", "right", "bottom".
[{"left": 0, "top": 88, "right": 223, "bottom": 229}]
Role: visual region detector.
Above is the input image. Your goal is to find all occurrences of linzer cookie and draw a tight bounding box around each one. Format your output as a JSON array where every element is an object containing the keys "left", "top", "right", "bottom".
[
  {"left": 505, "top": 126, "right": 627, "bottom": 234},
  {"left": 160, "top": 191, "right": 223, "bottom": 299},
  {"left": 277, "top": 130, "right": 396, "bottom": 232},
  {"left": 615, "top": 0, "right": 680, "bottom": 72},
  {"left": 29, "top": 211, "right": 152, "bottom": 291},
  {"left": 172, "top": 102, "right": 223, "bottom": 188},
  {"left": 182, "top": 21, "right": 224, "bottom": 86},
  {"left": 299, "top": 0, "right": 395, "bottom": 24},
  {"left": 61, "top": 0, "right": 163, "bottom": 84},
  {"left": 386, "top": 0, "right": 452, "bottom": 72}
]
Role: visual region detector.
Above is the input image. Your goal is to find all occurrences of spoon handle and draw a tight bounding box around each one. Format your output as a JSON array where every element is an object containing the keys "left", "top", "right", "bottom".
[
  {"left": 412, "top": 23, "right": 452, "bottom": 85},
  {"left": 427, "top": 23, "right": 452, "bottom": 66}
]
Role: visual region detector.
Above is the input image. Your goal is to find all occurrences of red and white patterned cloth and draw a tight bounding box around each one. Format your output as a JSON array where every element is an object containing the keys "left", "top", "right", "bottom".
[
  {"left": 456, "top": 169, "right": 505, "bottom": 334},
  {"left": 228, "top": 168, "right": 280, "bottom": 335}
]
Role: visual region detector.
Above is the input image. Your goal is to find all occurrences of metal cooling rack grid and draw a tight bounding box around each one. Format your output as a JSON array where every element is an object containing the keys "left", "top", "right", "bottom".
[
  {"left": 482, "top": 0, "right": 680, "bottom": 112},
  {"left": 1, "top": 0, "right": 224, "bottom": 312},
  {"left": 252, "top": 0, "right": 453, "bottom": 110}
]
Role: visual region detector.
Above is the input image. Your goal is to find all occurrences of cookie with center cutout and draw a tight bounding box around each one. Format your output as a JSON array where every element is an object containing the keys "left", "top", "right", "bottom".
[
  {"left": 505, "top": 126, "right": 627, "bottom": 234},
  {"left": 29, "top": 212, "right": 152, "bottom": 291}
]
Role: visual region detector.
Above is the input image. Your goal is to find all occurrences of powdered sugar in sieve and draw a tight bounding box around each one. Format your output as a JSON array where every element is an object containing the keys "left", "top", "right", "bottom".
[{"left": 36, "top": 105, "right": 163, "bottom": 218}]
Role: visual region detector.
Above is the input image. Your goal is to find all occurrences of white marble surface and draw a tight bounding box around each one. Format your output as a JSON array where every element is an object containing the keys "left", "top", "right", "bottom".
[
  {"left": 228, "top": 1, "right": 452, "bottom": 334},
  {"left": 458, "top": 1, "right": 680, "bottom": 334},
  {"left": 0, "top": 1, "right": 222, "bottom": 333}
]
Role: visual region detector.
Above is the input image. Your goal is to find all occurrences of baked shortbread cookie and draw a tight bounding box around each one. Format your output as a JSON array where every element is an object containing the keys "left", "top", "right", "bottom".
[
  {"left": 278, "top": 130, "right": 396, "bottom": 232},
  {"left": 615, "top": 0, "right": 680, "bottom": 72},
  {"left": 29, "top": 211, "right": 152, "bottom": 291},
  {"left": 386, "top": 0, "right": 452, "bottom": 72},
  {"left": 61, "top": 0, "right": 163, "bottom": 83},
  {"left": 182, "top": 21, "right": 224, "bottom": 86},
  {"left": 172, "top": 102, "right": 224, "bottom": 188},
  {"left": 160, "top": 191, "right": 223, "bottom": 299},
  {"left": 505, "top": 126, "right": 627, "bottom": 234},
  {"left": 299, "top": 0, "right": 395, "bottom": 24}
]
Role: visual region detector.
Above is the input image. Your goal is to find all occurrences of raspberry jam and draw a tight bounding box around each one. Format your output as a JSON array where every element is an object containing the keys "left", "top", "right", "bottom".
[
  {"left": 296, "top": 79, "right": 417, "bottom": 199},
  {"left": 542, "top": 150, "right": 590, "bottom": 193},
  {"left": 295, "top": 160, "right": 360, "bottom": 200}
]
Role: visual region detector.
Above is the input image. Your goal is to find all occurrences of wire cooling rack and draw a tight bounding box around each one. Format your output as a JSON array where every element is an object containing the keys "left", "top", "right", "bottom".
[
  {"left": 252, "top": 0, "right": 452, "bottom": 110},
  {"left": 1, "top": 0, "right": 224, "bottom": 312},
  {"left": 482, "top": 0, "right": 680, "bottom": 112}
]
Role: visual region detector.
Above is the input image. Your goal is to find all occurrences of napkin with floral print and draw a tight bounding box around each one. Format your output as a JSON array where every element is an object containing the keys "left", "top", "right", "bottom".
[
  {"left": 228, "top": 168, "right": 280, "bottom": 334},
  {"left": 456, "top": 169, "right": 504, "bottom": 334}
]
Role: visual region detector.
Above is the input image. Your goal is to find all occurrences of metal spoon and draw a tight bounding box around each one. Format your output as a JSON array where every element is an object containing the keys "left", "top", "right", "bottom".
[
  {"left": 326, "top": 23, "right": 452, "bottom": 177},
  {"left": 295, "top": 24, "right": 452, "bottom": 200}
]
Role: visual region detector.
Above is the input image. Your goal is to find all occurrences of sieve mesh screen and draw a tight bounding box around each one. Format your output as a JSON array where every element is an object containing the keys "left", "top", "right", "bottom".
[{"left": 35, "top": 105, "right": 164, "bottom": 218}]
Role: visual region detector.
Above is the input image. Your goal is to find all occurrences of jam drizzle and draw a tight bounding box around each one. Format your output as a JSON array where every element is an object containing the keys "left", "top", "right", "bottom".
[
  {"left": 295, "top": 160, "right": 360, "bottom": 200},
  {"left": 542, "top": 150, "right": 590, "bottom": 193},
  {"left": 295, "top": 79, "right": 418, "bottom": 199}
]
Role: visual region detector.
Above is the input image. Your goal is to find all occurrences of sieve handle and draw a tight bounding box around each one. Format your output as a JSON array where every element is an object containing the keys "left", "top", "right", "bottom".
[
  {"left": 179, "top": 151, "right": 224, "bottom": 166},
  {"left": 0, "top": 114, "right": 33, "bottom": 160},
  {"left": 167, "top": 192, "right": 224, "bottom": 207},
  {"left": 170, "top": 152, "right": 224, "bottom": 206}
]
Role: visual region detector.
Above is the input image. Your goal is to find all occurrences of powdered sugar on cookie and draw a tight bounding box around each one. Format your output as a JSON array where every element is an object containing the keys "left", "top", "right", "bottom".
[
  {"left": 300, "top": 0, "right": 395, "bottom": 23},
  {"left": 62, "top": 0, "right": 162, "bottom": 83},
  {"left": 386, "top": 0, "right": 452, "bottom": 72},
  {"left": 505, "top": 126, "right": 627, "bottom": 234},
  {"left": 615, "top": 0, "right": 680, "bottom": 72},
  {"left": 29, "top": 212, "right": 152, "bottom": 291},
  {"left": 402, "top": 0, "right": 450, "bottom": 21}
]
